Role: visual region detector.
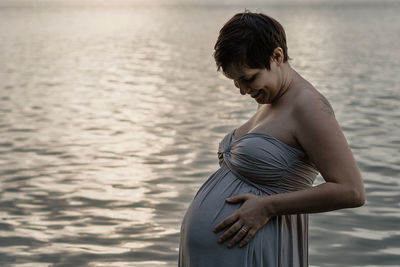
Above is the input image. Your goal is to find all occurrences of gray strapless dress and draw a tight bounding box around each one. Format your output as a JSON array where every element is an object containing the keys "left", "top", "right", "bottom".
[{"left": 179, "top": 128, "right": 318, "bottom": 267}]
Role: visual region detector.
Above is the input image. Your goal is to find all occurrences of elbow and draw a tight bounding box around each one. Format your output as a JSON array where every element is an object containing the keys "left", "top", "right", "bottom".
[{"left": 346, "top": 186, "right": 365, "bottom": 208}]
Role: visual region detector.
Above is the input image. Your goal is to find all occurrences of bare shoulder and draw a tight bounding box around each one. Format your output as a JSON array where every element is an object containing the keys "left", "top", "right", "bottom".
[
  {"left": 290, "top": 85, "right": 342, "bottom": 151},
  {"left": 292, "top": 86, "right": 335, "bottom": 119}
]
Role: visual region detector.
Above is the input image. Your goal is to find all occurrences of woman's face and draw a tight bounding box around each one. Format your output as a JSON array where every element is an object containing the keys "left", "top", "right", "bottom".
[{"left": 223, "top": 60, "right": 281, "bottom": 104}]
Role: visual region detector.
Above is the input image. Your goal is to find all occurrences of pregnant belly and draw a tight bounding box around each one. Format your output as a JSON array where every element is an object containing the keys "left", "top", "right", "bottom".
[
  {"left": 180, "top": 167, "right": 266, "bottom": 250},
  {"left": 179, "top": 166, "right": 308, "bottom": 266}
]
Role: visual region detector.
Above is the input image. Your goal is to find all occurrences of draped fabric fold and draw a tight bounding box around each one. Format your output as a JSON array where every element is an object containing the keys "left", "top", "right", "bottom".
[{"left": 218, "top": 129, "right": 318, "bottom": 193}]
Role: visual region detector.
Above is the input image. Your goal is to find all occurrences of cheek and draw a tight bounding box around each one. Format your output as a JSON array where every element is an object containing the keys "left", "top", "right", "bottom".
[
  {"left": 251, "top": 81, "right": 265, "bottom": 89},
  {"left": 252, "top": 76, "right": 270, "bottom": 89}
]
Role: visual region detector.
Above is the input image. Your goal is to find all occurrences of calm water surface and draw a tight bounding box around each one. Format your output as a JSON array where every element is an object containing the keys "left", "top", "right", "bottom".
[{"left": 0, "top": 1, "right": 399, "bottom": 266}]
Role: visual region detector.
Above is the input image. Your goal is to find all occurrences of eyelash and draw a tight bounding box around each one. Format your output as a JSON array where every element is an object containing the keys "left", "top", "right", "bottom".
[{"left": 242, "top": 78, "right": 254, "bottom": 83}]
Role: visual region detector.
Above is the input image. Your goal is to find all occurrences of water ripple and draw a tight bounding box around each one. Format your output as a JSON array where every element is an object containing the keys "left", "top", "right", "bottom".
[{"left": 1, "top": 2, "right": 399, "bottom": 267}]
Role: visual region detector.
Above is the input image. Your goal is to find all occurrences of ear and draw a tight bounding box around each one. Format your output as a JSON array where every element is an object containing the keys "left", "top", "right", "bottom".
[{"left": 271, "top": 47, "right": 284, "bottom": 66}]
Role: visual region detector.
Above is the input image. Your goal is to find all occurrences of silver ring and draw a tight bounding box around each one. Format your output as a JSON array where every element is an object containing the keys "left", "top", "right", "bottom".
[{"left": 240, "top": 225, "right": 249, "bottom": 233}]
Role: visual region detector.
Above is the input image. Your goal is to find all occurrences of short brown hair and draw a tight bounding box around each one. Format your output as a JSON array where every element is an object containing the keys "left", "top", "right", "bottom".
[{"left": 213, "top": 11, "right": 290, "bottom": 72}]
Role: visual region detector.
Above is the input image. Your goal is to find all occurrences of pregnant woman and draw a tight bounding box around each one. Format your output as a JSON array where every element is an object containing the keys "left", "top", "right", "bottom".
[{"left": 179, "top": 11, "right": 365, "bottom": 267}]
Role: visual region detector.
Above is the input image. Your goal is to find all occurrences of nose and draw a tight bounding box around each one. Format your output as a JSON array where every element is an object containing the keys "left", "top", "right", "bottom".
[{"left": 234, "top": 80, "right": 251, "bottom": 95}]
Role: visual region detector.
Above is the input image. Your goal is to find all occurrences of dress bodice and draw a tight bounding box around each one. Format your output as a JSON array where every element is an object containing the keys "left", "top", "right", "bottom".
[{"left": 218, "top": 129, "right": 318, "bottom": 193}]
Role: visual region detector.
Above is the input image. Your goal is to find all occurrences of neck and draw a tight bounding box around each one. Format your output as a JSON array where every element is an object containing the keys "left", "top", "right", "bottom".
[{"left": 271, "top": 63, "right": 293, "bottom": 104}]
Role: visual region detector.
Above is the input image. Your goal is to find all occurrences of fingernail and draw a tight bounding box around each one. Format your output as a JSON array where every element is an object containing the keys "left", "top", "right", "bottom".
[{"left": 218, "top": 238, "right": 222, "bottom": 242}]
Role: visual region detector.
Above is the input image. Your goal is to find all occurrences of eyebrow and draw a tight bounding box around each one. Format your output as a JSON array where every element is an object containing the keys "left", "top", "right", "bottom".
[
  {"left": 223, "top": 71, "right": 257, "bottom": 80},
  {"left": 239, "top": 73, "right": 257, "bottom": 80}
]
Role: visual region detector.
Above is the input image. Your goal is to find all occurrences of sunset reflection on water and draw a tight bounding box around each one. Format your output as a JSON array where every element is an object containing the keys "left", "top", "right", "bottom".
[{"left": 1, "top": 1, "right": 399, "bottom": 266}]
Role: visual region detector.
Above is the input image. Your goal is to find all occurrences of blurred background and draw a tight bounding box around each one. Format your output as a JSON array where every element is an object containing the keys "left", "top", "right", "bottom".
[{"left": 0, "top": 0, "right": 399, "bottom": 266}]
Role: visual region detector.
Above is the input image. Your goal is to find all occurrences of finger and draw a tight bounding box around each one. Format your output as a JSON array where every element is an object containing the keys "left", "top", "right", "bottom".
[
  {"left": 218, "top": 220, "right": 243, "bottom": 244},
  {"left": 226, "top": 194, "right": 250, "bottom": 203},
  {"left": 214, "top": 213, "right": 238, "bottom": 233},
  {"left": 238, "top": 228, "right": 257, "bottom": 248},
  {"left": 227, "top": 226, "right": 250, "bottom": 248}
]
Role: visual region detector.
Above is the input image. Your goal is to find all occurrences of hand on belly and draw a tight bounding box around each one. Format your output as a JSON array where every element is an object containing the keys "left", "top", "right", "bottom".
[{"left": 213, "top": 193, "right": 271, "bottom": 248}]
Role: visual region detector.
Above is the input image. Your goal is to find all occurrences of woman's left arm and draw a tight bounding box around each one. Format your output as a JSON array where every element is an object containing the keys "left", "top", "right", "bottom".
[
  {"left": 214, "top": 91, "right": 365, "bottom": 248},
  {"left": 266, "top": 91, "right": 365, "bottom": 212}
]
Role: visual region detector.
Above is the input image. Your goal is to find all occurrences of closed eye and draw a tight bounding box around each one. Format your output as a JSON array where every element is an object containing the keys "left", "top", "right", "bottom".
[
  {"left": 241, "top": 73, "right": 257, "bottom": 83},
  {"left": 242, "top": 77, "right": 255, "bottom": 83}
]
